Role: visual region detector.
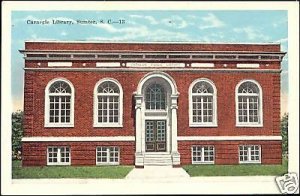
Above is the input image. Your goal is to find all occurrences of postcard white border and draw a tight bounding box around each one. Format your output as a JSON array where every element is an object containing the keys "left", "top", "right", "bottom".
[{"left": 2, "top": 1, "right": 299, "bottom": 195}]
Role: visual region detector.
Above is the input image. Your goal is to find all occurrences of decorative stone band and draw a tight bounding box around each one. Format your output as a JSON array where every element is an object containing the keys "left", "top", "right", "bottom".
[
  {"left": 177, "top": 136, "right": 282, "bottom": 141},
  {"left": 126, "top": 62, "right": 185, "bottom": 67},
  {"left": 24, "top": 67, "right": 282, "bottom": 73},
  {"left": 20, "top": 51, "right": 286, "bottom": 62},
  {"left": 22, "top": 136, "right": 135, "bottom": 142},
  {"left": 22, "top": 135, "right": 282, "bottom": 142}
]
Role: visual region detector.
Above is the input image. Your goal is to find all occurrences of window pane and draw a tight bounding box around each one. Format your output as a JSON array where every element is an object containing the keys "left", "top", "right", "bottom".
[
  {"left": 192, "top": 81, "right": 214, "bottom": 93},
  {"left": 97, "top": 94, "right": 120, "bottom": 124},
  {"left": 49, "top": 81, "right": 71, "bottom": 93},
  {"left": 145, "top": 83, "right": 166, "bottom": 110}
]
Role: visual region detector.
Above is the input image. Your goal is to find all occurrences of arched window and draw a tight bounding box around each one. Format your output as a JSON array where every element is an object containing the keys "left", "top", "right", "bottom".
[
  {"left": 45, "top": 78, "right": 74, "bottom": 127},
  {"left": 189, "top": 79, "right": 217, "bottom": 127},
  {"left": 94, "top": 79, "right": 123, "bottom": 127},
  {"left": 236, "top": 80, "right": 263, "bottom": 126},
  {"left": 145, "top": 83, "right": 166, "bottom": 110}
]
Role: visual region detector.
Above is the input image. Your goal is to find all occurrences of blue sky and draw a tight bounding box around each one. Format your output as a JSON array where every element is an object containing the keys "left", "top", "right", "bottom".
[{"left": 11, "top": 10, "right": 288, "bottom": 114}]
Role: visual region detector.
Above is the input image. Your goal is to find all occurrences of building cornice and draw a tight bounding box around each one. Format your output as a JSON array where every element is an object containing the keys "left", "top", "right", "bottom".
[
  {"left": 23, "top": 67, "right": 282, "bottom": 73},
  {"left": 19, "top": 51, "right": 286, "bottom": 62},
  {"left": 23, "top": 40, "right": 282, "bottom": 45}
]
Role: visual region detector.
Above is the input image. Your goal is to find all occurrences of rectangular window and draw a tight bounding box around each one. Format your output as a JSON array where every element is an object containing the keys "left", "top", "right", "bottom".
[
  {"left": 192, "top": 146, "right": 214, "bottom": 164},
  {"left": 239, "top": 145, "right": 261, "bottom": 164},
  {"left": 192, "top": 96, "right": 213, "bottom": 123},
  {"left": 98, "top": 96, "right": 119, "bottom": 124},
  {"left": 49, "top": 95, "right": 71, "bottom": 123},
  {"left": 96, "top": 147, "right": 119, "bottom": 165},
  {"left": 47, "top": 146, "right": 70, "bottom": 165},
  {"left": 238, "top": 96, "right": 259, "bottom": 123}
]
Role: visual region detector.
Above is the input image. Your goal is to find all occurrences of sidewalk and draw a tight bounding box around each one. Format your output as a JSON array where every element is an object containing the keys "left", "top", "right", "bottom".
[
  {"left": 10, "top": 175, "right": 282, "bottom": 194},
  {"left": 125, "top": 166, "right": 190, "bottom": 181}
]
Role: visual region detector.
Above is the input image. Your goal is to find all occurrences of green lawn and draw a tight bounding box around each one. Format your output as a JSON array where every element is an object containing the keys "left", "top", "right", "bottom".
[
  {"left": 12, "top": 160, "right": 133, "bottom": 179},
  {"left": 183, "top": 159, "right": 288, "bottom": 176}
]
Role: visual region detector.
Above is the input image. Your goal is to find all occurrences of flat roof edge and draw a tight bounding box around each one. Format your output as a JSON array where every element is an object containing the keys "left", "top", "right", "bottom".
[{"left": 24, "top": 40, "right": 281, "bottom": 45}]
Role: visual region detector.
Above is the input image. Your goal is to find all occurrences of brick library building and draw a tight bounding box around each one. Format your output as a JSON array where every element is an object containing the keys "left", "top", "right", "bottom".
[{"left": 21, "top": 41, "right": 285, "bottom": 167}]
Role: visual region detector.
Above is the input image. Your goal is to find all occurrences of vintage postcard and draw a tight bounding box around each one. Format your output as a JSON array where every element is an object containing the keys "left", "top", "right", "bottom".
[{"left": 1, "top": 1, "right": 299, "bottom": 195}]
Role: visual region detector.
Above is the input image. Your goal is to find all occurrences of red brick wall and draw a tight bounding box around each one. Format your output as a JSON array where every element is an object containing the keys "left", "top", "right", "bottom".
[
  {"left": 22, "top": 140, "right": 282, "bottom": 166},
  {"left": 23, "top": 70, "right": 281, "bottom": 137},
  {"left": 178, "top": 140, "right": 282, "bottom": 165},
  {"left": 22, "top": 141, "right": 135, "bottom": 166},
  {"left": 22, "top": 42, "right": 283, "bottom": 166},
  {"left": 25, "top": 42, "right": 281, "bottom": 52}
]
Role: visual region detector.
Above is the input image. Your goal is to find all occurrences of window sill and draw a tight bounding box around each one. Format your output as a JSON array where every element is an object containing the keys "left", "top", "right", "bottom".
[
  {"left": 192, "top": 161, "right": 215, "bottom": 164},
  {"left": 189, "top": 124, "right": 218, "bottom": 128},
  {"left": 236, "top": 124, "right": 263, "bottom": 128},
  {"left": 94, "top": 124, "right": 123, "bottom": 128},
  {"left": 239, "top": 161, "right": 261, "bottom": 164},
  {"left": 47, "top": 163, "right": 71, "bottom": 166},
  {"left": 45, "top": 123, "right": 74, "bottom": 128},
  {"left": 96, "top": 162, "right": 120, "bottom": 165}
]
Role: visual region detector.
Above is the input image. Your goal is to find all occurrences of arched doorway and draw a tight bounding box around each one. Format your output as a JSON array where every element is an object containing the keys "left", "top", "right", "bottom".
[{"left": 134, "top": 71, "right": 180, "bottom": 167}]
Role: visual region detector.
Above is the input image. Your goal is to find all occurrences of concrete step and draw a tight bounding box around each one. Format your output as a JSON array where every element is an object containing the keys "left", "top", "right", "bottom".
[
  {"left": 144, "top": 153, "right": 173, "bottom": 166},
  {"left": 144, "top": 162, "right": 172, "bottom": 166}
]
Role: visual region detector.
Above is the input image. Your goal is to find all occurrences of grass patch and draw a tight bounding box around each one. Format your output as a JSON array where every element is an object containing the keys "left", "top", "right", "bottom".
[
  {"left": 12, "top": 160, "right": 133, "bottom": 179},
  {"left": 183, "top": 158, "right": 288, "bottom": 176}
]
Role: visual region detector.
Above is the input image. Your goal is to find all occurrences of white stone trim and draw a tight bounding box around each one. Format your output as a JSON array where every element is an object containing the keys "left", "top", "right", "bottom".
[
  {"left": 93, "top": 78, "right": 123, "bottom": 127},
  {"left": 127, "top": 62, "right": 185, "bottom": 67},
  {"left": 24, "top": 67, "right": 282, "bottom": 73},
  {"left": 177, "top": 136, "right": 282, "bottom": 141},
  {"left": 237, "top": 63, "right": 260, "bottom": 68},
  {"left": 134, "top": 71, "right": 180, "bottom": 166},
  {"left": 189, "top": 78, "right": 218, "bottom": 127},
  {"left": 96, "top": 62, "right": 120, "bottom": 67},
  {"left": 136, "top": 71, "right": 179, "bottom": 95},
  {"left": 22, "top": 136, "right": 135, "bottom": 142},
  {"left": 44, "top": 78, "right": 75, "bottom": 128},
  {"left": 24, "top": 40, "right": 281, "bottom": 45},
  {"left": 23, "top": 136, "right": 281, "bottom": 142},
  {"left": 48, "top": 62, "right": 72, "bottom": 67},
  {"left": 191, "top": 63, "right": 214, "bottom": 67},
  {"left": 235, "top": 79, "right": 263, "bottom": 127}
]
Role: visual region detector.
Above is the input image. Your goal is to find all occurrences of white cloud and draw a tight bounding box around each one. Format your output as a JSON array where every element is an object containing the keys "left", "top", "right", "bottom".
[
  {"left": 31, "top": 33, "right": 37, "bottom": 39},
  {"left": 60, "top": 31, "right": 67, "bottom": 36},
  {"left": 129, "top": 15, "right": 159, "bottom": 25},
  {"left": 199, "top": 13, "right": 225, "bottom": 30},
  {"left": 13, "top": 15, "right": 38, "bottom": 23},
  {"left": 161, "top": 16, "right": 188, "bottom": 29},
  {"left": 88, "top": 25, "right": 190, "bottom": 41},
  {"left": 272, "top": 18, "right": 287, "bottom": 28},
  {"left": 91, "top": 23, "right": 119, "bottom": 33},
  {"left": 233, "top": 26, "right": 270, "bottom": 41},
  {"left": 187, "top": 15, "right": 197, "bottom": 19},
  {"left": 211, "top": 32, "right": 225, "bottom": 39},
  {"left": 275, "top": 37, "right": 288, "bottom": 43}
]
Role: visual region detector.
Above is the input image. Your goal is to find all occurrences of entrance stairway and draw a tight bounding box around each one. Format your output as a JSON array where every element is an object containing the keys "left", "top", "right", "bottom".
[{"left": 144, "top": 153, "right": 173, "bottom": 166}]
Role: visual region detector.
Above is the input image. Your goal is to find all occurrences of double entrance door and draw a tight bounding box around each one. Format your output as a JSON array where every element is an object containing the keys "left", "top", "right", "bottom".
[{"left": 145, "top": 120, "right": 167, "bottom": 152}]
